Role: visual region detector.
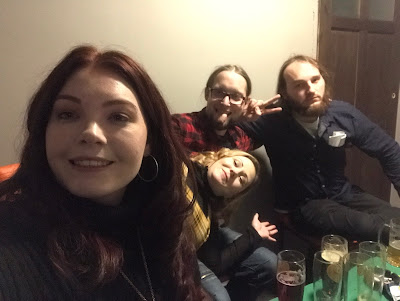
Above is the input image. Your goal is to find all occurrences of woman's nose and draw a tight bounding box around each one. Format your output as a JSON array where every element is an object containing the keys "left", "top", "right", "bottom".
[
  {"left": 230, "top": 168, "right": 239, "bottom": 177},
  {"left": 79, "top": 122, "right": 107, "bottom": 144}
]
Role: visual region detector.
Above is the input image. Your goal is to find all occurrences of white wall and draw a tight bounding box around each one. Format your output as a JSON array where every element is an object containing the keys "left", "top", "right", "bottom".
[{"left": 0, "top": 0, "right": 319, "bottom": 165}]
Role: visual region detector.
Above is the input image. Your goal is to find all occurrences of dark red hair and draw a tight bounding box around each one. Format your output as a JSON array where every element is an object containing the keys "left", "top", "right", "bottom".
[{"left": 0, "top": 45, "right": 201, "bottom": 300}]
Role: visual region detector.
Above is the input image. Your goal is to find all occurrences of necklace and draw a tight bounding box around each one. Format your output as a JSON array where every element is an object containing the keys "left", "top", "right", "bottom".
[{"left": 120, "top": 229, "right": 155, "bottom": 301}]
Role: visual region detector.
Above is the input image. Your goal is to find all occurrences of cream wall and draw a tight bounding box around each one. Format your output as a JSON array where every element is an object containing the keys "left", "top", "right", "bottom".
[{"left": 0, "top": 0, "right": 318, "bottom": 165}]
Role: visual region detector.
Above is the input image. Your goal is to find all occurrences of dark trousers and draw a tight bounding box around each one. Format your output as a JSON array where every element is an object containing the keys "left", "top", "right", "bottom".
[{"left": 293, "top": 186, "right": 400, "bottom": 241}]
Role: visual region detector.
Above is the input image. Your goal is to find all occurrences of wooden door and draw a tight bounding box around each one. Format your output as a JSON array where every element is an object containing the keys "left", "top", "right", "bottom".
[{"left": 318, "top": 0, "right": 400, "bottom": 201}]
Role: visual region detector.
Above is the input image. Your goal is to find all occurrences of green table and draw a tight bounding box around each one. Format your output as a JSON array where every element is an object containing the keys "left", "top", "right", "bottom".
[{"left": 270, "top": 263, "right": 400, "bottom": 301}]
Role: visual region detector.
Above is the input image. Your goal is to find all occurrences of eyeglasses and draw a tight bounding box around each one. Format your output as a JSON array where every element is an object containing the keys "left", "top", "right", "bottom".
[{"left": 209, "top": 88, "right": 245, "bottom": 105}]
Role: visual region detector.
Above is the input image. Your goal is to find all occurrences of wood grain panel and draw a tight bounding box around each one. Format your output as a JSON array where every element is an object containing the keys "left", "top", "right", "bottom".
[
  {"left": 329, "top": 31, "right": 359, "bottom": 105},
  {"left": 319, "top": 0, "right": 400, "bottom": 202},
  {"left": 357, "top": 33, "right": 397, "bottom": 136}
]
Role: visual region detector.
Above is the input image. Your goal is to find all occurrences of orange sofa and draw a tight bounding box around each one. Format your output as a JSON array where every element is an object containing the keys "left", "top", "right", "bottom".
[{"left": 0, "top": 163, "right": 19, "bottom": 182}]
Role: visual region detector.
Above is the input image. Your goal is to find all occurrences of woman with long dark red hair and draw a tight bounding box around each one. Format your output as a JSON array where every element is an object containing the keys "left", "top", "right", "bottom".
[{"left": 0, "top": 45, "right": 205, "bottom": 300}]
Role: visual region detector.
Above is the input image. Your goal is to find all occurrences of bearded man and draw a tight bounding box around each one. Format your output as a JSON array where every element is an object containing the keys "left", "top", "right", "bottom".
[{"left": 240, "top": 55, "right": 400, "bottom": 241}]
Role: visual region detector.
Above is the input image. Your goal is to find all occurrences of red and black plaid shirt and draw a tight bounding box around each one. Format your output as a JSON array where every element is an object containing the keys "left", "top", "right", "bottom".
[{"left": 172, "top": 108, "right": 256, "bottom": 155}]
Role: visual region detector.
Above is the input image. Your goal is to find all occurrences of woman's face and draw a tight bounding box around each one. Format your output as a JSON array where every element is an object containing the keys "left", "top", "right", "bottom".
[
  {"left": 46, "top": 67, "right": 150, "bottom": 206},
  {"left": 207, "top": 155, "right": 256, "bottom": 198}
]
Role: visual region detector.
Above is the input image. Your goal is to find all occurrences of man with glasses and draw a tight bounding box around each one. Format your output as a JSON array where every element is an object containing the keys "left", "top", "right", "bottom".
[
  {"left": 172, "top": 65, "right": 280, "bottom": 301},
  {"left": 172, "top": 65, "right": 280, "bottom": 155}
]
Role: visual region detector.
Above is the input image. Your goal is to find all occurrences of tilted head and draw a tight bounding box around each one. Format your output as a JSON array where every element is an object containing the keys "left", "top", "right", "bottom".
[
  {"left": 276, "top": 55, "right": 332, "bottom": 118},
  {"left": 191, "top": 148, "right": 259, "bottom": 199},
  {"left": 204, "top": 65, "right": 252, "bottom": 132}
]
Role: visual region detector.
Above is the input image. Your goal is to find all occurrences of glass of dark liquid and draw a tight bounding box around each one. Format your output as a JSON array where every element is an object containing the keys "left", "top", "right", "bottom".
[{"left": 276, "top": 250, "right": 306, "bottom": 301}]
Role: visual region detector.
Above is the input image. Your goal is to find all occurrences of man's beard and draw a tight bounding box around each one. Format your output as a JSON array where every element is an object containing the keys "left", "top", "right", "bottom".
[
  {"left": 205, "top": 109, "right": 234, "bottom": 131},
  {"left": 286, "top": 94, "right": 330, "bottom": 117},
  {"left": 210, "top": 118, "right": 229, "bottom": 130}
]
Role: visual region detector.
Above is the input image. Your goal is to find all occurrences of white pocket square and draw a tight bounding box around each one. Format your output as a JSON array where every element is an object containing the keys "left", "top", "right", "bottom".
[{"left": 328, "top": 131, "right": 346, "bottom": 147}]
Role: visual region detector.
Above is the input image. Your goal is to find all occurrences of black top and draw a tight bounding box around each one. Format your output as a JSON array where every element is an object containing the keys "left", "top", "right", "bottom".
[
  {"left": 240, "top": 100, "right": 400, "bottom": 210},
  {"left": 0, "top": 197, "right": 168, "bottom": 300}
]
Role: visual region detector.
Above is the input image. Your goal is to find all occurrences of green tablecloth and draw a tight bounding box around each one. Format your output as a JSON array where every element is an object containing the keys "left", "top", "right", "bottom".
[{"left": 270, "top": 263, "right": 400, "bottom": 301}]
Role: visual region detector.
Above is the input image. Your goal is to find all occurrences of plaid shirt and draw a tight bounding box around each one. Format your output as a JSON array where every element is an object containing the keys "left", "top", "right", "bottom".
[
  {"left": 172, "top": 108, "right": 256, "bottom": 155},
  {"left": 186, "top": 183, "right": 211, "bottom": 250},
  {"left": 183, "top": 164, "right": 211, "bottom": 249}
]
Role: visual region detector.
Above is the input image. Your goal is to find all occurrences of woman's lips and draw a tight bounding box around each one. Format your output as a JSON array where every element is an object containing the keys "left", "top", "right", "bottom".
[
  {"left": 69, "top": 158, "right": 113, "bottom": 169},
  {"left": 222, "top": 169, "right": 229, "bottom": 183}
]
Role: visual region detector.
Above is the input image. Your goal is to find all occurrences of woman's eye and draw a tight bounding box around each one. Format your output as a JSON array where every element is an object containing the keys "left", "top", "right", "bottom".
[
  {"left": 234, "top": 159, "right": 242, "bottom": 167},
  {"left": 57, "top": 111, "right": 76, "bottom": 120},
  {"left": 239, "top": 176, "right": 246, "bottom": 185},
  {"left": 110, "top": 113, "right": 130, "bottom": 122}
]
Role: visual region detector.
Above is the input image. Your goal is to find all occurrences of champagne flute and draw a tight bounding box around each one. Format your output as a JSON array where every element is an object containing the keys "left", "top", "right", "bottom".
[{"left": 276, "top": 250, "right": 306, "bottom": 301}]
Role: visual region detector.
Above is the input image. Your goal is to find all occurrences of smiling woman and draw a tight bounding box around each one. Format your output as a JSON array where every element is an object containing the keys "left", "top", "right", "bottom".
[
  {"left": 0, "top": 45, "right": 205, "bottom": 300},
  {"left": 46, "top": 67, "right": 149, "bottom": 206}
]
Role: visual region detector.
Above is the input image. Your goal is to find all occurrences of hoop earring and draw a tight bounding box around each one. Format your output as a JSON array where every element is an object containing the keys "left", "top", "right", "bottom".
[{"left": 138, "top": 155, "right": 159, "bottom": 182}]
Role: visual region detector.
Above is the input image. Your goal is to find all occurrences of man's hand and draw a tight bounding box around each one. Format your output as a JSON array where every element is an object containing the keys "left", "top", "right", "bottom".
[
  {"left": 239, "top": 94, "right": 282, "bottom": 122},
  {"left": 251, "top": 213, "right": 278, "bottom": 242}
]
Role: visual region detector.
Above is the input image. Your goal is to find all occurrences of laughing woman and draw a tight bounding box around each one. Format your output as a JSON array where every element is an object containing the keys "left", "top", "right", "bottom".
[{"left": 0, "top": 45, "right": 205, "bottom": 300}]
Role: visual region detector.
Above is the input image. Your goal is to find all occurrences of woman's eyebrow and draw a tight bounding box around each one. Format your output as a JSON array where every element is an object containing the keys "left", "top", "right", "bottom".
[
  {"left": 53, "top": 96, "right": 139, "bottom": 113},
  {"left": 55, "top": 94, "right": 81, "bottom": 103},
  {"left": 102, "top": 99, "right": 139, "bottom": 113}
]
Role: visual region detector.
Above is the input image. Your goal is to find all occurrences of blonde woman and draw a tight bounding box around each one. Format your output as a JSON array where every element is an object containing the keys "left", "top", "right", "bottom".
[{"left": 186, "top": 148, "right": 278, "bottom": 301}]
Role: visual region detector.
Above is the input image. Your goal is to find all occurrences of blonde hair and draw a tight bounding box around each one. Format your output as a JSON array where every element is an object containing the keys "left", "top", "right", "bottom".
[
  {"left": 191, "top": 148, "right": 260, "bottom": 222},
  {"left": 192, "top": 148, "right": 259, "bottom": 173}
]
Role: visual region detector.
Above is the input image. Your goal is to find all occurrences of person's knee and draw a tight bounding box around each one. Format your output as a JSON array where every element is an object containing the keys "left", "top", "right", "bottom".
[
  {"left": 200, "top": 272, "right": 231, "bottom": 301},
  {"left": 236, "top": 247, "right": 277, "bottom": 286},
  {"left": 218, "top": 227, "right": 242, "bottom": 243},
  {"left": 253, "top": 247, "right": 278, "bottom": 274},
  {"left": 252, "top": 248, "right": 277, "bottom": 287},
  {"left": 348, "top": 215, "right": 385, "bottom": 240}
]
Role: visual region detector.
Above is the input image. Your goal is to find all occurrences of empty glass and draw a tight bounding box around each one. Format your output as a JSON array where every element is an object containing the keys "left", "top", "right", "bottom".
[
  {"left": 359, "top": 241, "right": 386, "bottom": 300},
  {"left": 343, "top": 252, "right": 374, "bottom": 301},
  {"left": 313, "top": 250, "right": 343, "bottom": 300}
]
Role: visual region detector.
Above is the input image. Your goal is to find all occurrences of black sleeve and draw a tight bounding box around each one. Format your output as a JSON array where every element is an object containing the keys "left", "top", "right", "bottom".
[
  {"left": 348, "top": 104, "right": 400, "bottom": 192},
  {"left": 196, "top": 224, "right": 262, "bottom": 276},
  {"left": 238, "top": 113, "right": 279, "bottom": 145},
  {"left": 238, "top": 119, "right": 266, "bottom": 142}
]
